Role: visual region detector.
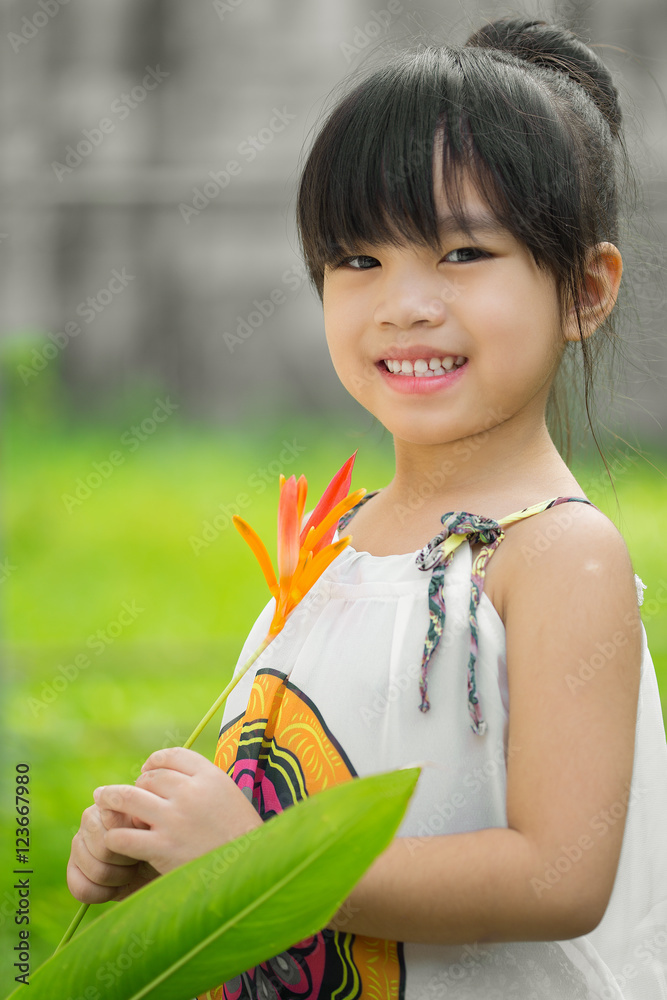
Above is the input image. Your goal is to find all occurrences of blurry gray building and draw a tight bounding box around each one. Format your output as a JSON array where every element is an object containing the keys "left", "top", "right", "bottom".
[{"left": 1, "top": 0, "right": 666, "bottom": 438}]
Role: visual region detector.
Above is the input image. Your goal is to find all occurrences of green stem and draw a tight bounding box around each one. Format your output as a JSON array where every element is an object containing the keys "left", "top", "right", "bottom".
[
  {"left": 183, "top": 634, "right": 272, "bottom": 749},
  {"left": 54, "top": 902, "right": 88, "bottom": 953},
  {"left": 55, "top": 633, "right": 274, "bottom": 952}
]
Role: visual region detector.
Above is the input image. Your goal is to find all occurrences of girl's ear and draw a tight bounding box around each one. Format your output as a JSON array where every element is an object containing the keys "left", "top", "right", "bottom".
[{"left": 563, "top": 242, "right": 623, "bottom": 341}]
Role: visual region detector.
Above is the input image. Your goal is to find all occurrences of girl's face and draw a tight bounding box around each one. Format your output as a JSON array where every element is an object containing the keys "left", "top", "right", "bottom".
[{"left": 321, "top": 174, "right": 567, "bottom": 450}]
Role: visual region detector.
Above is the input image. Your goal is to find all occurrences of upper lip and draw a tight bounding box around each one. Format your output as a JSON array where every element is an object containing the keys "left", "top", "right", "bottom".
[{"left": 375, "top": 345, "right": 466, "bottom": 362}]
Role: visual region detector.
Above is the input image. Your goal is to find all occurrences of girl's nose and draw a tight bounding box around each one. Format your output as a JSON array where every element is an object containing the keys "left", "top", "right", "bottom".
[{"left": 372, "top": 278, "right": 448, "bottom": 330}]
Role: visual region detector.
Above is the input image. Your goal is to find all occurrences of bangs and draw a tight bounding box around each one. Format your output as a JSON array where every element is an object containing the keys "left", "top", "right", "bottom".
[
  {"left": 297, "top": 49, "right": 503, "bottom": 278},
  {"left": 297, "top": 45, "right": 607, "bottom": 300}
]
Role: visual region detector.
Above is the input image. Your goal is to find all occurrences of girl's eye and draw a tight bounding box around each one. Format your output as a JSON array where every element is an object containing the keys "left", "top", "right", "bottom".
[
  {"left": 443, "top": 247, "right": 489, "bottom": 263},
  {"left": 339, "top": 254, "right": 380, "bottom": 270}
]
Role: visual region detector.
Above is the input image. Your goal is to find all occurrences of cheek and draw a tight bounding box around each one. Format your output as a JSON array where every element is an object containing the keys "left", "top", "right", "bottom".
[
  {"left": 323, "top": 300, "right": 364, "bottom": 371},
  {"left": 323, "top": 319, "right": 351, "bottom": 378},
  {"left": 469, "top": 278, "right": 561, "bottom": 371}
]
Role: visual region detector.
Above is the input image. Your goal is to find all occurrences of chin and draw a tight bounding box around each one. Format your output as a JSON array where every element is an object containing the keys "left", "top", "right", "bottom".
[{"left": 386, "top": 423, "right": 463, "bottom": 447}]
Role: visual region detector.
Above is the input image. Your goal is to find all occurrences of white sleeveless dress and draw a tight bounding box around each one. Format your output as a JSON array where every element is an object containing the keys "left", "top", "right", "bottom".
[{"left": 197, "top": 495, "right": 667, "bottom": 1000}]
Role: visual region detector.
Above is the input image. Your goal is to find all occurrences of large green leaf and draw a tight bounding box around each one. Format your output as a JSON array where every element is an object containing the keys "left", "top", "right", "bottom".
[{"left": 6, "top": 767, "right": 419, "bottom": 1000}]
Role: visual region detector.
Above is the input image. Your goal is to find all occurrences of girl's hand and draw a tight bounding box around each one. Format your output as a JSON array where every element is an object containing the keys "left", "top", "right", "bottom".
[
  {"left": 92, "top": 747, "right": 263, "bottom": 874},
  {"left": 67, "top": 802, "right": 158, "bottom": 904}
]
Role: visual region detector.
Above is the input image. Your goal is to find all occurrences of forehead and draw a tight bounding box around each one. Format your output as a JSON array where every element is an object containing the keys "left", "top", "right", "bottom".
[
  {"left": 431, "top": 169, "right": 511, "bottom": 239},
  {"left": 363, "top": 172, "right": 513, "bottom": 254}
]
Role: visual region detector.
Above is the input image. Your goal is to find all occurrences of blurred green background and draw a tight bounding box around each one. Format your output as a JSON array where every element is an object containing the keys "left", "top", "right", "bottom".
[{"left": 1, "top": 347, "right": 666, "bottom": 983}]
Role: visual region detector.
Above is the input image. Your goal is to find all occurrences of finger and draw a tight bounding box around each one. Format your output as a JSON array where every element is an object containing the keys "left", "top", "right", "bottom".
[
  {"left": 134, "top": 767, "right": 190, "bottom": 799},
  {"left": 67, "top": 858, "right": 121, "bottom": 904},
  {"left": 141, "top": 746, "right": 205, "bottom": 777},
  {"left": 80, "top": 805, "right": 139, "bottom": 865},
  {"left": 94, "top": 784, "right": 166, "bottom": 826},
  {"left": 103, "top": 825, "right": 156, "bottom": 863},
  {"left": 70, "top": 831, "right": 138, "bottom": 889},
  {"left": 130, "top": 816, "right": 151, "bottom": 830},
  {"left": 97, "top": 802, "right": 139, "bottom": 832}
]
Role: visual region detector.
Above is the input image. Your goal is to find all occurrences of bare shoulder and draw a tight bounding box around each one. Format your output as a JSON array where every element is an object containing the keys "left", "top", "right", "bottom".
[
  {"left": 504, "top": 501, "right": 637, "bottom": 598},
  {"left": 501, "top": 501, "right": 643, "bottom": 674},
  {"left": 484, "top": 501, "right": 639, "bottom": 625}
]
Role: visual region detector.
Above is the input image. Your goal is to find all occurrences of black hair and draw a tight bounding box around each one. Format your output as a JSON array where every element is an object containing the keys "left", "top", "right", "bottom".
[{"left": 296, "top": 17, "right": 633, "bottom": 462}]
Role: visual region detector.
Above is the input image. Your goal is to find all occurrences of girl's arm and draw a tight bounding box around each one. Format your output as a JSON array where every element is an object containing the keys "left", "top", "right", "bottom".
[{"left": 326, "top": 504, "right": 642, "bottom": 944}]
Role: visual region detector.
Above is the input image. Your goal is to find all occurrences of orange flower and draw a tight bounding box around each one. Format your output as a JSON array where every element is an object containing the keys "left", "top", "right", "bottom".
[
  {"left": 233, "top": 451, "right": 365, "bottom": 636},
  {"left": 183, "top": 452, "right": 365, "bottom": 748}
]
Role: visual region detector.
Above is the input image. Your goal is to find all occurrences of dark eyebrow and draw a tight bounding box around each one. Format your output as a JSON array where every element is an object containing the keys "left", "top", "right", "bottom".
[{"left": 436, "top": 212, "right": 510, "bottom": 238}]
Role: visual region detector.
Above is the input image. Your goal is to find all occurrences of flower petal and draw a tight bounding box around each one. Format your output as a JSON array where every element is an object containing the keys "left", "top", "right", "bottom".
[
  {"left": 277, "top": 475, "right": 300, "bottom": 581},
  {"left": 299, "top": 451, "right": 357, "bottom": 546},
  {"left": 288, "top": 536, "right": 352, "bottom": 610},
  {"left": 302, "top": 488, "right": 367, "bottom": 555},
  {"left": 232, "top": 516, "right": 279, "bottom": 597},
  {"left": 296, "top": 475, "right": 308, "bottom": 532}
]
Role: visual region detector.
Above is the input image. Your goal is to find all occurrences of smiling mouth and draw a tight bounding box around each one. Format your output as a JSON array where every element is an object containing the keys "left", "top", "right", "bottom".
[{"left": 377, "top": 356, "right": 468, "bottom": 377}]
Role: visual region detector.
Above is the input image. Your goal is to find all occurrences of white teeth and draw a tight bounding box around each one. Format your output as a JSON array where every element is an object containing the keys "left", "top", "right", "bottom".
[{"left": 383, "top": 355, "right": 466, "bottom": 376}]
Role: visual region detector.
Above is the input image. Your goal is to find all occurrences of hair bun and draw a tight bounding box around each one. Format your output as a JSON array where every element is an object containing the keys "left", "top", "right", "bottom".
[{"left": 465, "top": 17, "right": 622, "bottom": 137}]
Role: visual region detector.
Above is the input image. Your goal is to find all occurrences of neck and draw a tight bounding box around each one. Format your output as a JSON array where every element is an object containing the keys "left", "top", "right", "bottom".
[{"left": 383, "top": 417, "right": 576, "bottom": 518}]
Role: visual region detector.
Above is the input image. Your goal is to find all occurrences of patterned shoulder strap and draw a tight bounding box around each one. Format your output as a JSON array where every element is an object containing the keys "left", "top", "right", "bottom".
[
  {"left": 414, "top": 496, "right": 597, "bottom": 735},
  {"left": 337, "top": 489, "right": 380, "bottom": 533}
]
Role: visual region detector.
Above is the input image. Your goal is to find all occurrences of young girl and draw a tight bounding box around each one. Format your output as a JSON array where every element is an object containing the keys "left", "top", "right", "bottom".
[{"left": 67, "top": 16, "right": 667, "bottom": 1000}]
